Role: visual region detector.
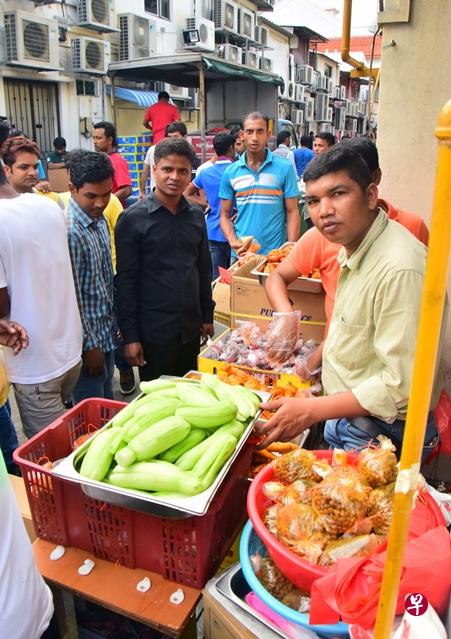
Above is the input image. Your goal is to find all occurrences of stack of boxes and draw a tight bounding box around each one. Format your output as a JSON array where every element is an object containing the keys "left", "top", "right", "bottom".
[{"left": 116, "top": 133, "right": 153, "bottom": 198}]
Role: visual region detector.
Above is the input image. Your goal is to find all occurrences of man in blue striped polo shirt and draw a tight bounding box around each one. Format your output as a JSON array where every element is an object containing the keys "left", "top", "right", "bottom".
[
  {"left": 66, "top": 150, "right": 115, "bottom": 402},
  {"left": 219, "top": 112, "right": 300, "bottom": 256}
]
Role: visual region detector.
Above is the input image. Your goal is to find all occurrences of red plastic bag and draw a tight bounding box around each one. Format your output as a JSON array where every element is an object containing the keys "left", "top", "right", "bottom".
[
  {"left": 434, "top": 390, "right": 451, "bottom": 455},
  {"left": 310, "top": 526, "right": 451, "bottom": 629}
]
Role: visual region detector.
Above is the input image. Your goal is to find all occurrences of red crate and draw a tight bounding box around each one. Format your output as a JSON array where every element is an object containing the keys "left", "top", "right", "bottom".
[{"left": 14, "top": 399, "right": 252, "bottom": 588}]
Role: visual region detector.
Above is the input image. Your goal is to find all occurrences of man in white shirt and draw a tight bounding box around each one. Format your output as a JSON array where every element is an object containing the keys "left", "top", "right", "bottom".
[{"left": 0, "top": 163, "right": 82, "bottom": 438}]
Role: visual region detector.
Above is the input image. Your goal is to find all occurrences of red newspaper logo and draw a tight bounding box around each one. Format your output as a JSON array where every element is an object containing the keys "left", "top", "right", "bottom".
[{"left": 405, "top": 593, "right": 428, "bottom": 616}]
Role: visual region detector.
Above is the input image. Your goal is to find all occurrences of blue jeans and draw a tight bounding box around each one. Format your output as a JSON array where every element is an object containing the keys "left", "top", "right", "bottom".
[
  {"left": 0, "top": 401, "right": 19, "bottom": 471},
  {"left": 73, "top": 351, "right": 115, "bottom": 403},
  {"left": 209, "top": 240, "right": 231, "bottom": 281},
  {"left": 324, "top": 413, "right": 438, "bottom": 461}
]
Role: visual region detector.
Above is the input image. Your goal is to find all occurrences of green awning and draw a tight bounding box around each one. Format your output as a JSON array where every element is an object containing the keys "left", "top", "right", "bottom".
[{"left": 202, "top": 56, "right": 284, "bottom": 86}]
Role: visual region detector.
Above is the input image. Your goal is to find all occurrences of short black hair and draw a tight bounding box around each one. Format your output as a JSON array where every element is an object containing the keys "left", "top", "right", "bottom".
[
  {"left": 158, "top": 91, "right": 170, "bottom": 101},
  {"left": 67, "top": 149, "right": 114, "bottom": 189},
  {"left": 0, "top": 162, "right": 7, "bottom": 186},
  {"left": 300, "top": 135, "right": 311, "bottom": 147},
  {"left": 304, "top": 145, "right": 371, "bottom": 192},
  {"left": 277, "top": 130, "right": 291, "bottom": 146},
  {"left": 243, "top": 111, "right": 270, "bottom": 129},
  {"left": 53, "top": 136, "right": 66, "bottom": 149},
  {"left": 314, "top": 132, "right": 336, "bottom": 147},
  {"left": 93, "top": 121, "right": 117, "bottom": 147},
  {"left": 154, "top": 138, "right": 197, "bottom": 166},
  {"left": 166, "top": 121, "right": 187, "bottom": 137},
  {"left": 213, "top": 133, "right": 235, "bottom": 156},
  {"left": 341, "top": 136, "right": 380, "bottom": 174},
  {"left": 0, "top": 121, "right": 10, "bottom": 147}
]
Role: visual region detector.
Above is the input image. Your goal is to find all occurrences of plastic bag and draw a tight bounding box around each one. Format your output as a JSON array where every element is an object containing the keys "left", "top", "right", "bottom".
[
  {"left": 266, "top": 311, "right": 301, "bottom": 365},
  {"left": 349, "top": 603, "right": 448, "bottom": 639},
  {"left": 357, "top": 436, "right": 398, "bottom": 488},
  {"left": 366, "top": 483, "right": 395, "bottom": 535},
  {"left": 310, "top": 525, "right": 451, "bottom": 629},
  {"left": 251, "top": 554, "right": 294, "bottom": 600},
  {"left": 245, "top": 592, "right": 320, "bottom": 639},
  {"left": 310, "top": 466, "right": 371, "bottom": 536},
  {"left": 273, "top": 448, "right": 330, "bottom": 484}
]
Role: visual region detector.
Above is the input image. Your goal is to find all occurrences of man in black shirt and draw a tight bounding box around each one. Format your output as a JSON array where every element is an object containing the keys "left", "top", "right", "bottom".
[{"left": 115, "top": 138, "right": 215, "bottom": 380}]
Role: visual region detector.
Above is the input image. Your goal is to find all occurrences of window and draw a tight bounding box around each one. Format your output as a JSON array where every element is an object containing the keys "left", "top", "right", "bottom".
[
  {"left": 324, "top": 64, "right": 333, "bottom": 78},
  {"left": 144, "top": 0, "right": 170, "bottom": 19},
  {"left": 76, "top": 79, "right": 98, "bottom": 96}
]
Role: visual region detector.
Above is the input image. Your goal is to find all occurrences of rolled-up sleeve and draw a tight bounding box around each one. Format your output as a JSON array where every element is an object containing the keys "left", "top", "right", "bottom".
[{"left": 351, "top": 270, "right": 423, "bottom": 422}]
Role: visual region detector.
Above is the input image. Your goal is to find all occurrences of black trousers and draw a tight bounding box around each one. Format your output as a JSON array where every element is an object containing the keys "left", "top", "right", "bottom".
[{"left": 139, "top": 337, "right": 200, "bottom": 381}]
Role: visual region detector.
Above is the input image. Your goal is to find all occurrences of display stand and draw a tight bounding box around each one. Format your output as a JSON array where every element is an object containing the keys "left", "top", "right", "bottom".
[{"left": 33, "top": 539, "right": 201, "bottom": 638}]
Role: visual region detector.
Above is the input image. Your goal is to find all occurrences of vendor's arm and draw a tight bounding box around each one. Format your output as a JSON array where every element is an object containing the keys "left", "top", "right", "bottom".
[
  {"left": 220, "top": 198, "right": 243, "bottom": 253},
  {"left": 256, "top": 391, "right": 368, "bottom": 447},
  {"left": 285, "top": 197, "right": 300, "bottom": 242}
]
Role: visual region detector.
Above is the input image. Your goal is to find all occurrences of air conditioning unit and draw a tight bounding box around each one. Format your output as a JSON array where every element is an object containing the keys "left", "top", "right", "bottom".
[
  {"left": 259, "top": 56, "right": 273, "bottom": 73},
  {"left": 345, "top": 100, "right": 353, "bottom": 116},
  {"left": 332, "top": 85, "right": 341, "bottom": 99},
  {"left": 242, "top": 50, "right": 258, "bottom": 68},
  {"left": 358, "top": 116, "right": 368, "bottom": 134},
  {"left": 315, "top": 93, "right": 330, "bottom": 121},
  {"left": 325, "top": 78, "right": 333, "bottom": 93},
  {"left": 295, "top": 84, "right": 305, "bottom": 102},
  {"left": 288, "top": 53, "right": 295, "bottom": 82},
  {"left": 282, "top": 80, "right": 295, "bottom": 101},
  {"left": 305, "top": 97, "right": 315, "bottom": 122},
  {"left": 119, "top": 14, "right": 152, "bottom": 61},
  {"left": 166, "top": 84, "right": 190, "bottom": 100},
  {"left": 326, "top": 107, "right": 333, "bottom": 122},
  {"left": 71, "top": 37, "right": 110, "bottom": 74},
  {"left": 316, "top": 75, "right": 328, "bottom": 92},
  {"left": 320, "top": 123, "right": 334, "bottom": 133},
  {"left": 76, "top": 0, "right": 117, "bottom": 33},
  {"left": 213, "top": 0, "right": 238, "bottom": 34},
  {"left": 358, "top": 100, "right": 367, "bottom": 115},
  {"left": 298, "top": 64, "right": 313, "bottom": 86},
  {"left": 216, "top": 43, "right": 240, "bottom": 64},
  {"left": 4, "top": 11, "right": 60, "bottom": 70},
  {"left": 293, "top": 109, "right": 303, "bottom": 126},
  {"left": 334, "top": 107, "right": 346, "bottom": 130},
  {"left": 185, "top": 17, "right": 215, "bottom": 51},
  {"left": 254, "top": 26, "right": 268, "bottom": 46},
  {"left": 238, "top": 8, "right": 255, "bottom": 39},
  {"left": 340, "top": 85, "right": 347, "bottom": 100}
]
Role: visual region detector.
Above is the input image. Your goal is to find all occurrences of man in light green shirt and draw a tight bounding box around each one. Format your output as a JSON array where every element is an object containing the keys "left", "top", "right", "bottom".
[{"left": 257, "top": 145, "right": 438, "bottom": 454}]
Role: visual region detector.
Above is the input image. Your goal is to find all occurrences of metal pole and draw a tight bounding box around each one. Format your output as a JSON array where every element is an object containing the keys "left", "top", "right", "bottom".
[
  {"left": 198, "top": 61, "right": 206, "bottom": 163},
  {"left": 374, "top": 98, "right": 451, "bottom": 638}
]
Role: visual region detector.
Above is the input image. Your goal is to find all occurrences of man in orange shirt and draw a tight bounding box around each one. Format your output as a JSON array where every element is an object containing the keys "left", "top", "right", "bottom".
[
  {"left": 266, "top": 136, "right": 429, "bottom": 333},
  {"left": 143, "top": 92, "right": 180, "bottom": 144}
]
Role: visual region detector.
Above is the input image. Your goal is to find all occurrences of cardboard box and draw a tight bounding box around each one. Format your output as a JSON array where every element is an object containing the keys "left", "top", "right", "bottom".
[
  {"left": 48, "top": 167, "right": 70, "bottom": 193},
  {"left": 9, "top": 474, "right": 36, "bottom": 542},
  {"left": 231, "top": 258, "right": 326, "bottom": 343},
  {"left": 203, "top": 584, "right": 261, "bottom": 639}
]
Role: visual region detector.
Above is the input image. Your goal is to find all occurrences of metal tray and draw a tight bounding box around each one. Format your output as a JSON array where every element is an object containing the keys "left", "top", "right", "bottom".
[
  {"left": 215, "top": 564, "right": 291, "bottom": 639},
  {"left": 52, "top": 379, "right": 269, "bottom": 518},
  {"left": 250, "top": 243, "right": 324, "bottom": 294}
]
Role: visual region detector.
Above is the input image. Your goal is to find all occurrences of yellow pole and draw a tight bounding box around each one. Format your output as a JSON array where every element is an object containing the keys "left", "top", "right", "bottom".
[{"left": 374, "top": 99, "right": 451, "bottom": 638}]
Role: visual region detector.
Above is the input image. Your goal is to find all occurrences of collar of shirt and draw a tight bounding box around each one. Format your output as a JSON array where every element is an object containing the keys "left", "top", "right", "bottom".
[
  {"left": 146, "top": 193, "right": 191, "bottom": 216},
  {"left": 337, "top": 208, "right": 387, "bottom": 271},
  {"left": 215, "top": 156, "right": 232, "bottom": 163},
  {"left": 239, "top": 148, "right": 273, "bottom": 172},
  {"left": 68, "top": 197, "right": 104, "bottom": 229}
]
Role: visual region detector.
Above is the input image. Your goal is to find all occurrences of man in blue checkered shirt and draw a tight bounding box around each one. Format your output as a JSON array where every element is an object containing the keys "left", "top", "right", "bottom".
[{"left": 66, "top": 150, "right": 115, "bottom": 401}]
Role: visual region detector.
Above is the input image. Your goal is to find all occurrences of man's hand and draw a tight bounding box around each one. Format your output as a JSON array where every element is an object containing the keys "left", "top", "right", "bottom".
[
  {"left": 0, "top": 320, "right": 29, "bottom": 354},
  {"left": 266, "top": 312, "right": 300, "bottom": 364},
  {"left": 124, "top": 342, "right": 146, "bottom": 367},
  {"left": 35, "top": 180, "right": 51, "bottom": 193},
  {"left": 82, "top": 348, "right": 104, "bottom": 376},
  {"left": 255, "top": 396, "right": 316, "bottom": 448},
  {"left": 201, "top": 323, "right": 214, "bottom": 341}
]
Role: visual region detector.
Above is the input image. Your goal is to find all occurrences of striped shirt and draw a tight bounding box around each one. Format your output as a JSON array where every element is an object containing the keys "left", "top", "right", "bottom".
[
  {"left": 66, "top": 198, "right": 114, "bottom": 353},
  {"left": 219, "top": 148, "right": 299, "bottom": 254}
]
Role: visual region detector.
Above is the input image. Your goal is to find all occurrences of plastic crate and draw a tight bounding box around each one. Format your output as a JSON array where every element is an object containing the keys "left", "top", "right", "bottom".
[{"left": 14, "top": 399, "right": 252, "bottom": 588}]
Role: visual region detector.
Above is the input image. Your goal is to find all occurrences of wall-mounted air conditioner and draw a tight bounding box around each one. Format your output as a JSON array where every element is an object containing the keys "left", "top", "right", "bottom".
[
  {"left": 332, "top": 85, "right": 341, "bottom": 99},
  {"left": 282, "top": 80, "right": 295, "bottom": 100},
  {"left": 185, "top": 16, "right": 215, "bottom": 51},
  {"left": 119, "top": 14, "right": 152, "bottom": 61},
  {"left": 259, "top": 56, "right": 273, "bottom": 73},
  {"left": 213, "top": 0, "right": 238, "bottom": 34},
  {"left": 315, "top": 93, "right": 330, "bottom": 121},
  {"left": 325, "top": 78, "right": 333, "bottom": 93},
  {"left": 340, "top": 85, "right": 347, "bottom": 100},
  {"left": 334, "top": 107, "right": 346, "bottom": 130},
  {"left": 345, "top": 100, "right": 353, "bottom": 116},
  {"left": 326, "top": 107, "right": 333, "bottom": 122},
  {"left": 358, "top": 100, "right": 367, "bottom": 115},
  {"left": 298, "top": 64, "right": 313, "bottom": 86},
  {"left": 242, "top": 50, "right": 258, "bottom": 68},
  {"left": 295, "top": 84, "right": 305, "bottom": 102},
  {"left": 305, "top": 97, "right": 315, "bottom": 122},
  {"left": 254, "top": 26, "right": 268, "bottom": 46},
  {"left": 166, "top": 84, "right": 190, "bottom": 100},
  {"left": 238, "top": 7, "right": 255, "bottom": 39},
  {"left": 77, "top": 0, "right": 118, "bottom": 33},
  {"left": 216, "top": 43, "right": 240, "bottom": 64},
  {"left": 316, "top": 75, "right": 328, "bottom": 92},
  {"left": 71, "top": 37, "right": 110, "bottom": 74},
  {"left": 4, "top": 10, "right": 61, "bottom": 70},
  {"left": 320, "top": 123, "right": 334, "bottom": 133},
  {"left": 288, "top": 53, "right": 295, "bottom": 82},
  {"left": 293, "top": 109, "right": 303, "bottom": 126}
]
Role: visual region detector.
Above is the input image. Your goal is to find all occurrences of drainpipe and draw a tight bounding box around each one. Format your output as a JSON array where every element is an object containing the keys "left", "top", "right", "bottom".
[{"left": 341, "top": 0, "right": 378, "bottom": 78}]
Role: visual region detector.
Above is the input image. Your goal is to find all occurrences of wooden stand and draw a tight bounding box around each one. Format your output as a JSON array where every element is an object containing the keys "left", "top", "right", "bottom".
[{"left": 33, "top": 539, "right": 201, "bottom": 638}]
